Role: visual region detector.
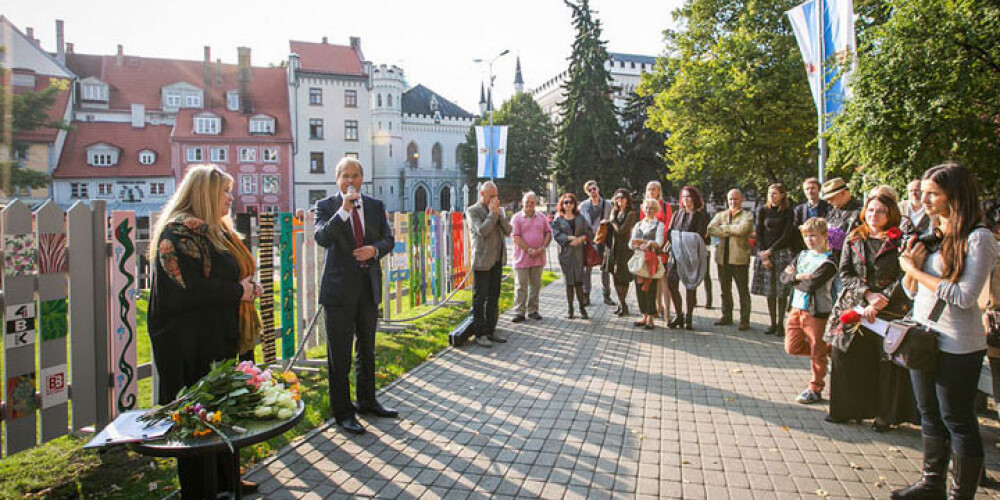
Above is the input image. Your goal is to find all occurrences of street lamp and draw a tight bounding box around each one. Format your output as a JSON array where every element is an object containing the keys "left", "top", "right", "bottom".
[{"left": 473, "top": 49, "right": 510, "bottom": 181}]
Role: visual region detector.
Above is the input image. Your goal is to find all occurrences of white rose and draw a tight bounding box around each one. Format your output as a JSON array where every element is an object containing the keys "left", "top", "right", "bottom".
[
  {"left": 276, "top": 408, "right": 294, "bottom": 420},
  {"left": 253, "top": 406, "right": 274, "bottom": 419}
]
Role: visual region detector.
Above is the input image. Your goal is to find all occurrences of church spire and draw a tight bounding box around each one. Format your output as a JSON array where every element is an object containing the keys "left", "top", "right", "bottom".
[
  {"left": 513, "top": 56, "right": 524, "bottom": 93},
  {"left": 479, "top": 82, "right": 487, "bottom": 114}
]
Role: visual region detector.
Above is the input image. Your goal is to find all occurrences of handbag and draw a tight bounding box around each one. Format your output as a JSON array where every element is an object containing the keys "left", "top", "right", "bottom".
[
  {"left": 882, "top": 298, "right": 944, "bottom": 371},
  {"left": 584, "top": 243, "right": 602, "bottom": 267},
  {"left": 628, "top": 250, "right": 665, "bottom": 279},
  {"left": 986, "top": 309, "right": 1000, "bottom": 349},
  {"left": 594, "top": 221, "right": 610, "bottom": 245}
]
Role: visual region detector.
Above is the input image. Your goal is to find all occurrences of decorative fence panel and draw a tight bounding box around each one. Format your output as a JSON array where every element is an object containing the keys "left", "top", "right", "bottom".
[
  {"left": 108, "top": 211, "right": 139, "bottom": 419},
  {"left": 35, "top": 201, "right": 70, "bottom": 443}
]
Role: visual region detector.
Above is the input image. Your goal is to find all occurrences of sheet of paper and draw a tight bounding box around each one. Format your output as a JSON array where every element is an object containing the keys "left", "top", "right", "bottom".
[{"left": 84, "top": 410, "right": 174, "bottom": 448}]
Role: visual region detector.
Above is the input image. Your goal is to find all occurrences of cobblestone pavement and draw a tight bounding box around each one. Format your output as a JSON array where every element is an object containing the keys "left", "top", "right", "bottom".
[{"left": 247, "top": 277, "right": 1000, "bottom": 499}]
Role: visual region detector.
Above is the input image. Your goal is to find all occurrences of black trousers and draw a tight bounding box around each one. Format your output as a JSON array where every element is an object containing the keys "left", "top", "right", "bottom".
[
  {"left": 718, "top": 263, "right": 751, "bottom": 324},
  {"left": 324, "top": 274, "right": 378, "bottom": 421},
  {"left": 635, "top": 278, "right": 659, "bottom": 316},
  {"left": 177, "top": 454, "right": 234, "bottom": 499},
  {"left": 472, "top": 261, "right": 503, "bottom": 337}
]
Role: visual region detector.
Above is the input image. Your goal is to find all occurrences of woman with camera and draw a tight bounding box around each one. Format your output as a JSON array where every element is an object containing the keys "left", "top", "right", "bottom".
[
  {"left": 892, "top": 163, "right": 998, "bottom": 500},
  {"left": 824, "top": 192, "right": 918, "bottom": 432}
]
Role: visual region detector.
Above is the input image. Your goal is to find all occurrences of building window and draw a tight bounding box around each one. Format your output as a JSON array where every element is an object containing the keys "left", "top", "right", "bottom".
[
  {"left": 184, "top": 94, "right": 202, "bottom": 108},
  {"left": 150, "top": 183, "right": 166, "bottom": 196},
  {"left": 345, "top": 120, "right": 359, "bottom": 141},
  {"left": 71, "top": 182, "right": 89, "bottom": 199},
  {"left": 387, "top": 94, "right": 393, "bottom": 107},
  {"left": 309, "top": 119, "right": 324, "bottom": 139},
  {"left": 227, "top": 91, "right": 240, "bottom": 111},
  {"left": 432, "top": 142, "right": 442, "bottom": 169},
  {"left": 97, "top": 182, "right": 114, "bottom": 197},
  {"left": 407, "top": 141, "right": 418, "bottom": 168},
  {"left": 344, "top": 90, "right": 357, "bottom": 108},
  {"left": 186, "top": 147, "right": 204, "bottom": 163},
  {"left": 310, "top": 152, "right": 325, "bottom": 173},
  {"left": 238, "top": 147, "right": 257, "bottom": 163},
  {"left": 309, "top": 88, "right": 322, "bottom": 105},
  {"left": 241, "top": 174, "right": 257, "bottom": 194},
  {"left": 210, "top": 147, "right": 228, "bottom": 163},
  {"left": 249, "top": 117, "right": 275, "bottom": 135},
  {"left": 345, "top": 152, "right": 359, "bottom": 160},
  {"left": 263, "top": 205, "right": 280, "bottom": 213},
  {"left": 82, "top": 83, "right": 107, "bottom": 101},
  {"left": 89, "top": 152, "right": 117, "bottom": 167},
  {"left": 388, "top": 121, "right": 392, "bottom": 130},
  {"left": 389, "top": 144, "right": 393, "bottom": 158},
  {"left": 261, "top": 175, "right": 280, "bottom": 194},
  {"left": 138, "top": 150, "right": 156, "bottom": 165},
  {"left": 377, "top": 94, "right": 382, "bottom": 107},
  {"left": 308, "top": 190, "right": 327, "bottom": 206},
  {"left": 262, "top": 148, "right": 279, "bottom": 163},
  {"left": 194, "top": 116, "right": 221, "bottom": 135},
  {"left": 165, "top": 93, "right": 181, "bottom": 108},
  {"left": 15, "top": 184, "right": 30, "bottom": 197}
]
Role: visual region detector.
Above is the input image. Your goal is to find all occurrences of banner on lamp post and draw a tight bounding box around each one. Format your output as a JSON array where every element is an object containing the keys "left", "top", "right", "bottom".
[
  {"left": 475, "top": 126, "right": 508, "bottom": 179},
  {"left": 787, "top": 0, "right": 856, "bottom": 123}
]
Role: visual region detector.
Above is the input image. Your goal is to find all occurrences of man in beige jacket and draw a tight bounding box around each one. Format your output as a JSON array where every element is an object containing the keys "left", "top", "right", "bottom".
[
  {"left": 466, "top": 181, "right": 512, "bottom": 347},
  {"left": 707, "top": 189, "right": 754, "bottom": 330}
]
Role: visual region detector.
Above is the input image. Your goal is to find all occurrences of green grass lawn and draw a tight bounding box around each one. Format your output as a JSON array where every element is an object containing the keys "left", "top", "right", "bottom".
[{"left": 0, "top": 270, "right": 556, "bottom": 499}]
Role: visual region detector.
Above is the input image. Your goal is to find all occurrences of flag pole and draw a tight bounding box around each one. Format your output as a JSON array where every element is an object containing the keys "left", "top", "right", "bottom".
[{"left": 817, "top": 0, "right": 827, "bottom": 184}]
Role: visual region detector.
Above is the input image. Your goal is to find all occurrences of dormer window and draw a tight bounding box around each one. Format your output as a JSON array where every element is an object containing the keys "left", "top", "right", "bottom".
[
  {"left": 162, "top": 82, "right": 204, "bottom": 110},
  {"left": 194, "top": 114, "right": 222, "bottom": 135},
  {"left": 165, "top": 92, "right": 181, "bottom": 109},
  {"left": 138, "top": 149, "right": 157, "bottom": 165},
  {"left": 249, "top": 115, "right": 275, "bottom": 135},
  {"left": 227, "top": 91, "right": 240, "bottom": 111},
  {"left": 185, "top": 94, "right": 202, "bottom": 108},
  {"left": 87, "top": 143, "right": 120, "bottom": 167}
]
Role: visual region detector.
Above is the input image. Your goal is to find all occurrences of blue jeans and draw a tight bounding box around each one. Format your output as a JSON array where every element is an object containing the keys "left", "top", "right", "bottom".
[{"left": 910, "top": 350, "right": 986, "bottom": 457}]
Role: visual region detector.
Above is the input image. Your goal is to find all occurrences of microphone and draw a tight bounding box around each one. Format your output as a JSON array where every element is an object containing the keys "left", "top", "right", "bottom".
[{"left": 348, "top": 185, "right": 361, "bottom": 209}]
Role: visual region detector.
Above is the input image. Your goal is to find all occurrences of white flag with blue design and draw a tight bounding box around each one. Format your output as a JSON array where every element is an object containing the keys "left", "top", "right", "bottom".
[
  {"left": 476, "top": 126, "right": 508, "bottom": 179},
  {"left": 787, "top": 0, "right": 856, "bottom": 122}
]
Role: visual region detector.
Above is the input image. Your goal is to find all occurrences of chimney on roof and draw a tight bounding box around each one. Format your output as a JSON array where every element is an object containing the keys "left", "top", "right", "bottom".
[
  {"left": 55, "top": 20, "right": 65, "bottom": 64},
  {"left": 203, "top": 46, "right": 212, "bottom": 106},
  {"left": 116, "top": 44, "right": 124, "bottom": 66},
  {"left": 350, "top": 37, "right": 361, "bottom": 50},
  {"left": 237, "top": 46, "right": 253, "bottom": 115},
  {"left": 66, "top": 42, "right": 74, "bottom": 55},
  {"left": 131, "top": 104, "right": 145, "bottom": 129},
  {"left": 26, "top": 27, "right": 34, "bottom": 42},
  {"left": 215, "top": 58, "right": 223, "bottom": 84},
  {"left": 322, "top": 36, "right": 328, "bottom": 44}
]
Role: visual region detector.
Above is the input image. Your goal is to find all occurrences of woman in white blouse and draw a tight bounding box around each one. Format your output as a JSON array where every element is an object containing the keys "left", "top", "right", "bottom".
[
  {"left": 894, "top": 163, "right": 999, "bottom": 500},
  {"left": 631, "top": 198, "right": 666, "bottom": 329}
]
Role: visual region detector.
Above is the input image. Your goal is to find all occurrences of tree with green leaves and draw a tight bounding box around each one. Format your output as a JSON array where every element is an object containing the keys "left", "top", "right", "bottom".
[
  {"left": 642, "top": 0, "right": 816, "bottom": 194},
  {"left": 458, "top": 92, "right": 555, "bottom": 205},
  {"left": 551, "top": 0, "right": 621, "bottom": 195},
  {"left": 619, "top": 92, "right": 669, "bottom": 193},
  {"left": 827, "top": 0, "right": 1000, "bottom": 193},
  {"left": 0, "top": 75, "right": 72, "bottom": 195}
]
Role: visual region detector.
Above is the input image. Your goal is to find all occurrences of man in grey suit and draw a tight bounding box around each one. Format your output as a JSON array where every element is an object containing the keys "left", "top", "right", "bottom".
[{"left": 466, "top": 181, "right": 512, "bottom": 347}]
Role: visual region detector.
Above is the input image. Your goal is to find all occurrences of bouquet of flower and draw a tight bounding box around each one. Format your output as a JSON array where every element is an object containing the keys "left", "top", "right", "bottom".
[
  {"left": 828, "top": 227, "right": 847, "bottom": 253},
  {"left": 140, "top": 359, "right": 303, "bottom": 444}
]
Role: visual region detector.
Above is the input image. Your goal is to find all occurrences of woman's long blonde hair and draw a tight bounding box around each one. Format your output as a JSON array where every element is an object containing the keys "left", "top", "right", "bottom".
[{"left": 148, "top": 165, "right": 239, "bottom": 259}]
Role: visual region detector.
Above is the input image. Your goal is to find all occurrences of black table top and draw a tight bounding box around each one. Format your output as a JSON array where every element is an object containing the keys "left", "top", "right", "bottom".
[{"left": 129, "top": 402, "right": 305, "bottom": 458}]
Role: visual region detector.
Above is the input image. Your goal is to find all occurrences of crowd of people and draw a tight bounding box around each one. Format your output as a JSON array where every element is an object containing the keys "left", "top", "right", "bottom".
[{"left": 467, "top": 163, "right": 999, "bottom": 499}]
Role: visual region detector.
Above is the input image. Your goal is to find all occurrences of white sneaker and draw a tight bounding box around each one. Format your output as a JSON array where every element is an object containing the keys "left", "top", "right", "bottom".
[
  {"left": 796, "top": 389, "right": 822, "bottom": 404},
  {"left": 474, "top": 336, "right": 493, "bottom": 347}
]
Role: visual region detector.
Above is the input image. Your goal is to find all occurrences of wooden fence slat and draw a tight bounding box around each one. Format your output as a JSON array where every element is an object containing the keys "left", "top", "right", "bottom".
[
  {"left": 67, "top": 202, "right": 97, "bottom": 432},
  {"left": 90, "top": 201, "right": 110, "bottom": 428},
  {"left": 278, "top": 213, "right": 294, "bottom": 360},
  {"left": 2, "top": 200, "right": 39, "bottom": 456},
  {"left": 108, "top": 211, "right": 138, "bottom": 419},
  {"left": 34, "top": 200, "right": 70, "bottom": 444}
]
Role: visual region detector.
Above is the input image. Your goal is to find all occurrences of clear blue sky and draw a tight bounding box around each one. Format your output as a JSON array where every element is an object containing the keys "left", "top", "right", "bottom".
[{"left": 3, "top": 0, "right": 681, "bottom": 112}]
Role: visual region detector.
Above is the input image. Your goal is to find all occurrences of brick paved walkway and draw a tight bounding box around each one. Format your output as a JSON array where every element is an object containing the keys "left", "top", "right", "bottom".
[{"left": 247, "top": 277, "right": 1000, "bottom": 499}]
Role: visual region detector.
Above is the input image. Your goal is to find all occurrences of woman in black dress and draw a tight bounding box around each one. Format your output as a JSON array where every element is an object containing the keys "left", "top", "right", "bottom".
[
  {"left": 604, "top": 188, "right": 637, "bottom": 316},
  {"left": 666, "top": 186, "right": 711, "bottom": 330},
  {"left": 751, "top": 183, "right": 796, "bottom": 335},
  {"left": 148, "top": 165, "right": 262, "bottom": 499},
  {"left": 823, "top": 193, "right": 919, "bottom": 431}
]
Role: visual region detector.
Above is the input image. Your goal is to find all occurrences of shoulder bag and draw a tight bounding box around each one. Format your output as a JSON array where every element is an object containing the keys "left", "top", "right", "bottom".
[
  {"left": 882, "top": 298, "right": 943, "bottom": 371},
  {"left": 584, "top": 243, "right": 603, "bottom": 267},
  {"left": 594, "top": 221, "right": 610, "bottom": 245}
]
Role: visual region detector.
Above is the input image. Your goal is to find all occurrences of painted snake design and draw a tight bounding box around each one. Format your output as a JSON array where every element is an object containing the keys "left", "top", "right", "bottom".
[{"left": 115, "top": 218, "right": 136, "bottom": 412}]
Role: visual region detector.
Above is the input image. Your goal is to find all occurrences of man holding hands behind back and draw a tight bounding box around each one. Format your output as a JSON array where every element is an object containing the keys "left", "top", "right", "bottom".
[
  {"left": 314, "top": 158, "right": 397, "bottom": 435},
  {"left": 467, "top": 181, "right": 512, "bottom": 347}
]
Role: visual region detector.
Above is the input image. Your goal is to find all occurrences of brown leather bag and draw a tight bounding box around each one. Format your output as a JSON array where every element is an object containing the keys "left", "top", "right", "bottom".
[{"left": 594, "top": 221, "right": 610, "bottom": 245}]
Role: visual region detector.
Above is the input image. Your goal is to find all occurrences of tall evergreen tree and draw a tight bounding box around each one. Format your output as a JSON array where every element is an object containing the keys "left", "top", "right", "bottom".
[
  {"left": 619, "top": 92, "right": 668, "bottom": 193},
  {"left": 552, "top": 0, "right": 621, "bottom": 195},
  {"left": 458, "top": 92, "right": 555, "bottom": 205}
]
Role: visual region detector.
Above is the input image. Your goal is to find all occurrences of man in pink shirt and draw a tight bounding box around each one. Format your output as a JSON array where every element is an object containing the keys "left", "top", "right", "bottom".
[{"left": 511, "top": 191, "right": 551, "bottom": 322}]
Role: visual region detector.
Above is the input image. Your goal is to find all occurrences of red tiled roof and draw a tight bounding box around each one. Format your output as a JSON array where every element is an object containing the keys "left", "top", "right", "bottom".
[
  {"left": 12, "top": 72, "right": 72, "bottom": 143},
  {"left": 289, "top": 40, "right": 365, "bottom": 76},
  {"left": 54, "top": 122, "right": 174, "bottom": 179}
]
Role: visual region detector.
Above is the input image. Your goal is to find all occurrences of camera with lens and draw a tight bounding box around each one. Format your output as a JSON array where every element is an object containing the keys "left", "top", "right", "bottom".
[{"left": 910, "top": 230, "right": 943, "bottom": 254}]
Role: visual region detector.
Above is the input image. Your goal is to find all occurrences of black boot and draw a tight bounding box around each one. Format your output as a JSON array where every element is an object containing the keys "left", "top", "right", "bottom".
[
  {"left": 566, "top": 286, "right": 575, "bottom": 318},
  {"left": 891, "top": 436, "right": 949, "bottom": 499},
  {"left": 576, "top": 285, "right": 589, "bottom": 319},
  {"left": 669, "top": 313, "right": 684, "bottom": 329},
  {"left": 948, "top": 454, "right": 984, "bottom": 500},
  {"left": 616, "top": 286, "right": 630, "bottom": 316},
  {"left": 685, "top": 301, "right": 695, "bottom": 330}
]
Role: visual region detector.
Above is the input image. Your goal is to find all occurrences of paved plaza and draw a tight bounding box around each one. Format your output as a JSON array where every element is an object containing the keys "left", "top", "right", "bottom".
[{"left": 247, "top": 277, "right": 1000, "bottom": 499}]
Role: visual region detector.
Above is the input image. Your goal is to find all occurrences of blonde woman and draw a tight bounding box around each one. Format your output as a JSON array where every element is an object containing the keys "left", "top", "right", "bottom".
[
  {"left": 632, "top": 198, "right": 666, "bottom": 329},
  {"left": 641, "top": 181, "right": 674, "bottom": 323},
  {"left": 147, "top": 165, "right": 262, "bottom": 497}
]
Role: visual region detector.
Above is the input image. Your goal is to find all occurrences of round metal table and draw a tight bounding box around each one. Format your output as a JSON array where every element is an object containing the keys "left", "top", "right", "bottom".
[{"left": 130, "top": 402, "right": 304, "bottom": 499}]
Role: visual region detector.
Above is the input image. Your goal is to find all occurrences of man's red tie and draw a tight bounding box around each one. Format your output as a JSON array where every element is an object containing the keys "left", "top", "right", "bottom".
[{"left": 351, "top": 208, "right": 364, "bottom": 248}]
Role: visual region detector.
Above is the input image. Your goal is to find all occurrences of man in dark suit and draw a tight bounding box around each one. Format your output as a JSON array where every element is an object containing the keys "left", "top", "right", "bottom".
[
  {"left": 314, "top": 158, "right": 397, "bottom": 435},
  {"left": 792, "top": 177, "right": 831, "bottom": 251}
]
